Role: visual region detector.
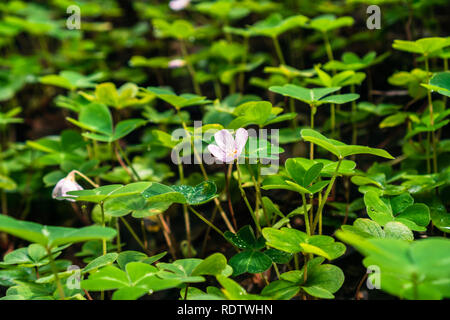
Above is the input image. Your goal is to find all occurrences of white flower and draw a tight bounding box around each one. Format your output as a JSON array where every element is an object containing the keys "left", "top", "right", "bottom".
[
  {"left": 208, "top": 128, "right": 249, "bottom": 163},
  {"left": 52, "top": 172, "right": 83, "bottom": 202},
  {"left": 169, "top": 0, "right": 190, "bottom": 11},
  {"left": 168, "top": 59, "right": 186, "bottom": 68}
]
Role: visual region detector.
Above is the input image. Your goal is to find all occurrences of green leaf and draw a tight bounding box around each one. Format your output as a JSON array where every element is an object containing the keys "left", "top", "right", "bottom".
[
  {"left": 243, "top": 136, "right": 284, "bottom": 160},
  {"left": 344, "top": 218, "right": 385, "bottom": 238},
  {"left": 261, "top": 280, "right": 300, "bottom": 300},
  {"left": 303, "top": 163, "right": 324, "bottom": 187},
  {"left": 117, "top": 251, "right": 148, "bottom": 270},
  {"left": 302, "top": 263, "right": 344, "bottom": 298},
  {"left": 262, "top": 227, "right": 307, "bottom": 253},
  {"left": 228, "top": 101, "right": 272, "bottom": 128},
  {"left": 82, "top": 262, "right": 181, "bottom": 300},
  {"left": 228, "top": 251, "right": 272, "bottom": 276},
  {"left": 264, "top": 248, "right": 292, "bottom": 264},
  {"left": 262, "top": 227, "right": 345, "bottom": 260},
  {"left": 393, "top": 37, "right": 450, "bottom": 55},
  {"left": 146, "top": 87, "right": 210, "bottom": 109},
  {"left": 141, "top": 181, "right": 217, "bottom": 206},
  {"left": 430, "top": 199, "right": 450, "bottom": 234},
  {"left": 83, "top": 253, "right": 118, "bottom": 274},
  {"left": 224, "top": 225, "right": 265, "bottom": 250},
  {"left": 67, "top": 182, "right": 152, "bottom": 203},
  {"left": 336, "top": 232, "right": 450, "bottom": 300},
  {"left": 364, "top": 191, "right": 394, "bottom": 225},
  {"left": 249, "top": 13, "right": 308, "bottom": 38},
  {"left": 216, "top": 276, "right": 268, "bottom": 300},
  {"left": 269, "top": 84, "right": 341, "bottom": 105},
  {"left": 0, "top": 215, "right": 116, "bottom": 248},
  {"left": 0, "top": 174, "right": 17, "bottom": 190},
  {"left": 192, "top": 253, "right": 231, "bottom": 277},
  {"left": 301, "top": 129, "right": 394, "bottom": 159},
  {"left": 319, "top": 93, "right": 359, "bottom": 104},
  {"left": 425, "top": 72, "right": 450, "bottom": 97},
  {"left": 383, "top": 222, "right": 414, "bottom": 241},
  {"left": 39, "top": 71, "right": 102, "bottom": 90},
  {"left": 306, "top": 15, "right": 354, "bottom": 33},
  {"left": 285, "top": 158, "right": 307, "bottom": 186},
  {"left": 299, "top": 236, "right": 346, "bottom": 260},
  {"left": 390, "top": 193, "right": 414, "bottom": 214},
  {"left": 395, "top": 203, "right": 430, "bottom": 227},
  {"left": 157, "top": 259, "right": 205, "bottom": 283},
  {"left": 68, "top": 103, "right": 113, "bottom": 135},
  {"left": 172, "top": 181, "right": 218, "bottom": 205}
]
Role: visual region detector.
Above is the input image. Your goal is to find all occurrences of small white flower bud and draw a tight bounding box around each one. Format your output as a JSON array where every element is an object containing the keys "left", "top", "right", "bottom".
[{"left": 52, "top": 172, "right": 83, "bottom": 202}]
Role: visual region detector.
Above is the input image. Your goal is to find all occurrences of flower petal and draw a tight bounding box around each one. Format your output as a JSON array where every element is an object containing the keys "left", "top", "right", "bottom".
[
  {"left": 214, "top": 129, "right": 234, "bottom": 153},
  {"left": 52, "top": 177, "right": 83, "bottom": 202},
  {"left": 208, "top": 144, "right": 227, "bottom": 162},
  {"left": 234, "top": 128, "right": 249, "bottom": 157},
  {"left": 52, "top": 179, "right": 65, "bottom": 199},
  {"left": 169, "top": 0, "right": 190, "bottom": 11}
]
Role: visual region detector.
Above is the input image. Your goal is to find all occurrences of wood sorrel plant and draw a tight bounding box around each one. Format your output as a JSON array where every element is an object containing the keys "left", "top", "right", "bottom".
[{"left": 0, "top": 0, "right": 449, "bottom": 302}]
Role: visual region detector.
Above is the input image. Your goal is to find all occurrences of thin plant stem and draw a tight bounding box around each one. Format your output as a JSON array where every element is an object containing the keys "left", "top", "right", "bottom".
[
  {"left": 201, "top": 206, "right": 218, "bottom": 256},
  {"left": 141, "top": 220, "right": 148, "bottom": 250},
  {"left": 330, "top": 103, "right": 336, "bottom": 136},
  {"left": 71, "top": 170, "right": 99, "bottom": 188},
  {"left": 238, "top": 36, "right": 249, "bottom": 92},
  {"left": 120, "top": 216, "right": 151, "bottom": 255},
  {"left": 188, "top": 206, "right": 226, "bottom": 240},
  {"left": 294, "top": 253, "right": 299, "bottom": 270},
  {"left": 116, "top": 218, "right": 121, "bottom": 253},
  {"left": 158, "top": 214, "right": 177, "bottom": 260},
  {"left": 310, "top": 106, "right": 317, "bottom": 160},
  {"left": 100, "top": 202, "right": 107, "bottom": 256},
  {"left": 177, "top": 159, "right": 192, "bottom": 257},
  {"left": 424, "top": 55, "right": 438, "bottom": 173},
  {"left": 249, "top": 161, "right": 270, "bottom": 227},
  {"left": 116, "top": 141, "right": 141, "bottom": 181},
  {"left": 351, "top": 84, "right": 358, "bottom": 146},
  {"left": 289, "top": 98, "right": 298, "bottom": 128},
  {"left": 114, "top": 144, "right": 134, "bottom": 181},
  {"left": 323, "top": 32, "right": 334, "bottom": 62},
  {"left": 272, "top": 36, "right": 286, "bottom": 65},
  {"left": 272, "top": 263, "right": 281, "bottom": 280},
  {"left": 312, "top": 157, "right": 343, "bottom": 234},
  {"left": 236, "top": 161, "right": 261, "bottom": 234},
  {"left": 301, "top": 193, "right": 311, "bottom": 236},
  {"left": 47, "top": 248, "right": 65, "bottom": 300},
  {"left": 180, "top": 40, "right": 202, "bottom": 96},
  {"left": 226, "top": 163, "right": 238, "bottom": 230}
]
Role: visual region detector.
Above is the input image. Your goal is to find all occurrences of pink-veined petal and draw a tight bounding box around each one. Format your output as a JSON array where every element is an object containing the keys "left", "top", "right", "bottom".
[
  {"left": 214, "top": 129, "right": 234, "bottom": 153},
  {"left": 208, "top": 144, "right": 227, "bottom": 162},
  {"left": 234, "top": 128, "right": 249, "bottom": 157}
]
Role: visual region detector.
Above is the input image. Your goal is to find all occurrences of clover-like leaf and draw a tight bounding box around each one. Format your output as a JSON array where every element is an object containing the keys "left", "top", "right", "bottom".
[
  {"left": 301, "top": 129, "right": 394, "bottom": 159},
  {"left": 336, "top": 232, "right": 450, "bottom": 300},
  {"left": 262, "top": 227, "right": 346, "bottom": 260},
  {"left": 0, "top": 215, "right": 116, "bottom": 248},
  {"left": 141, "top": 181, "right": 217, "bottom": 206},
  {"left": 82, "top": 262, "right": 181, "bottom": 300},
  {"left": 249, "top": 13, "right": 308, "bottom": 38},
  {"left": 146, "top": 87, "right": 211, "bottom": 109}
]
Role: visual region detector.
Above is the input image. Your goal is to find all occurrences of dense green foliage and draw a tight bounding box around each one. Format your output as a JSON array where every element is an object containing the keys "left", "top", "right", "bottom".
[{"left": 0, "top": 0, "right": 449, "bottom": 300}]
